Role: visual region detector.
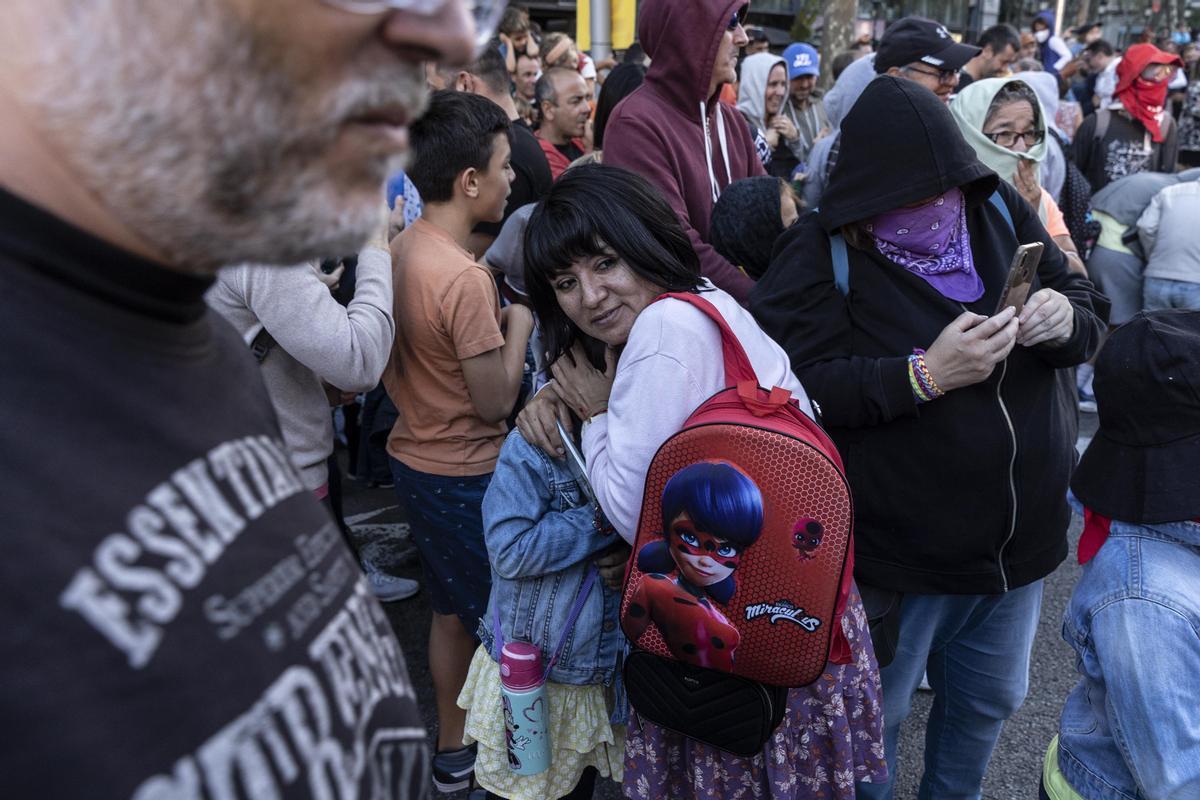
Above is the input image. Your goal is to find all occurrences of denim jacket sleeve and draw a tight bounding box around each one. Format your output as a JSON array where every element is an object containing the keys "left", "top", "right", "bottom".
[
  {"left": 1091, "top": 598, "right": 1200, "bottom": 799},
  {"left": 483, "top": 436, "right": 614, "bottom": 581}
]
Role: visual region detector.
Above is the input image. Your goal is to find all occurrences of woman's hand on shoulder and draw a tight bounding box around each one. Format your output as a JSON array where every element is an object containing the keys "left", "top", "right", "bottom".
[
  {"left": 1017, "top": 288, "right": 1074, "bottom": 347},
  {"left": 516, "top": 381, "right": 573, "bottom": 457},
  {"left": 550, "top": 343, "right": 616, "bottom": 421},
  {"left": 923, "top": 307, "right": 1019, "bottom": 393}
]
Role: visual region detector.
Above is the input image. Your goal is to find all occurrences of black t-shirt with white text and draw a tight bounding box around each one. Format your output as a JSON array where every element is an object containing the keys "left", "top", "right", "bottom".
[{"left": 0, "top": 190, "right": 429, "bottom": 798}]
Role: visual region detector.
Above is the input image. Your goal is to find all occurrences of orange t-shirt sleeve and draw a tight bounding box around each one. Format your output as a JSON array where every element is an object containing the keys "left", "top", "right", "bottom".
[
  {"left": 442, "top": 266, "right": 505, "bottom": 361},
  {"left": 1041, "top": 190, "right": 1070, "bottom": 240}
]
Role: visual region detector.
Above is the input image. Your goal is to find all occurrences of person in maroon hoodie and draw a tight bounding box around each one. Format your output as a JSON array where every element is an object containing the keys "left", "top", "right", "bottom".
[{"left": 603, "top": 0, "right": 766, "bottom": 303}]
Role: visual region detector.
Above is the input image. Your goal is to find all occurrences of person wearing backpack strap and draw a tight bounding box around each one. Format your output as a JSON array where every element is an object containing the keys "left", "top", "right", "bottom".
[
  {"left": 751, "top": 76, "right": 1109, "bottom": 799},
  {"left": 516, "top": 163, "right": 887, "bottom": 798},
  {"left": 1072, "top": 43, "right": 1184, "bottom": 192}
]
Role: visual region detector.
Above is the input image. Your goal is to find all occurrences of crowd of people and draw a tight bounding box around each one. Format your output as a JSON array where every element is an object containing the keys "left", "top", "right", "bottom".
[{"left": 2, "top": 1, "right": 1199, "bottom": 799}]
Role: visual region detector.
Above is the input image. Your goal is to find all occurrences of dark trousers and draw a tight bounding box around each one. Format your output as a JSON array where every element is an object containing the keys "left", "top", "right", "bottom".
[{"left": 320, "top": 460, "right": 361, "bottom": 565}]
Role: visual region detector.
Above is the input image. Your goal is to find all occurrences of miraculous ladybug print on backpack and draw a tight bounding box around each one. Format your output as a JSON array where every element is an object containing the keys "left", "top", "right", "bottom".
[
  {"left": 619, "top": 293, "right": 855, "bottom": 689},
  {"left": 625, "top": 461, "right": 764, "bottom": 671}
]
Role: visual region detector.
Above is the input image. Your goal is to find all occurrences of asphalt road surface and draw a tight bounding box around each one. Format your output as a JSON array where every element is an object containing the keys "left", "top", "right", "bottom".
[{"left": 342, "top": 412, "right": 1099, "bottom": 800}]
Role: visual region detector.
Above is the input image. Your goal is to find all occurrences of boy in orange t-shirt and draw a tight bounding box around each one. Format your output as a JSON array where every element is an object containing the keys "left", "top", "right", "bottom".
[{"left": 382, "top": 90, "right": 532, "bottom": 792}]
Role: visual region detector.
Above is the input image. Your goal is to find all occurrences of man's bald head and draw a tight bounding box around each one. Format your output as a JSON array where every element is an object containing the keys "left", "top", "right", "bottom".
[{"left": 535, "top": 67, "right": 590, "bottom": 144}]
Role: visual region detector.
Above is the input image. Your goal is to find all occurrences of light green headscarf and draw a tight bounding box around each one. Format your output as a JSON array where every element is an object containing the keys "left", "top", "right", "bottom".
[{"left": 951, "top": 76, "right": 1049, "bottom": 220}]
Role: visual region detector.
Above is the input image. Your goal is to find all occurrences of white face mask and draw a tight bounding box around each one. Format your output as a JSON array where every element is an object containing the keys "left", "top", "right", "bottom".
[{"left": 1034, "top": 29, "right": 1050, "bottom": 43}]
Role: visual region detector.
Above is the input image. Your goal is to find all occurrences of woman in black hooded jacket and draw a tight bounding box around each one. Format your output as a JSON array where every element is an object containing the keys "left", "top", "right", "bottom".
[{"left": 750, "top": 76, "right": 1108, "bottom": 799}]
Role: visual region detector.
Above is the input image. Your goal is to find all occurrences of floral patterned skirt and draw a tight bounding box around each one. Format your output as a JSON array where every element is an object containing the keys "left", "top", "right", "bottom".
[{"left": 622, "top": 584, "right": 887, "bottom": 799}]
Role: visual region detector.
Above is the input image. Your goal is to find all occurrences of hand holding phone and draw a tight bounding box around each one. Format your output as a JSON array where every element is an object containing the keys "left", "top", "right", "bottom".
[
  {"left": 995, "top": 242, "right": 1044, "bottom": 316},
  {"left": 923, "top": 308, "right": 1020, "bottom": 393}
]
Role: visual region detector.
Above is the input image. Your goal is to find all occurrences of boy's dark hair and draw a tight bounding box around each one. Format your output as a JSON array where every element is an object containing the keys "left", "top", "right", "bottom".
[
  {"left": 831, "top": 50, "right": 858, "bottom": 81},
  {"left": 978, "top": 23, "right": 1021, "bottom": 54},
  {"left": 524, "top": 164, "right": 703, "bottom": 371},
  {"left": 1084, "top": 38, "right": 1115, "bottom": 56},
  {"left": 499, "top": 5, "right": 529, "bottom": 36},
  {"left": 470, "top": 46, "right": 511, "bottom": 96},
  {"left": 408, "top": 90, "right": 512, "bottom": 204}
]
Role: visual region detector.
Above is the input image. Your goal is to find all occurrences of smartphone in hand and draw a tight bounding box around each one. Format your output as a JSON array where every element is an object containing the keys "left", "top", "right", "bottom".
[{"left": 995, "top": 242, "right": 1044, "bottom": 316}]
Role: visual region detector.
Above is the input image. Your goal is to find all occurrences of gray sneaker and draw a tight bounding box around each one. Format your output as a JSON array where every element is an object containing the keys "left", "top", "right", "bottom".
[
  {"left": 433, "top": 744, "right": 477, "bottom": 793},
  {"left": 362, "top": 563, "right": 419, "bottom": 602}
]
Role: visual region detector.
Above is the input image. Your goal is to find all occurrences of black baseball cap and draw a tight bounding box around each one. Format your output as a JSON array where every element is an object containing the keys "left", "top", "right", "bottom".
[{"left": 874, "top": 16, "right": 981, "bottom": 73}]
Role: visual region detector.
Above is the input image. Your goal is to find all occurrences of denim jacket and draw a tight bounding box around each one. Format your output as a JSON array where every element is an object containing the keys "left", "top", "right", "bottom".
[
  {"left": 478, "top": 430, "right": 627, "bottom": 723},
  {"left": 1057, "top": 497, "right": 1200, "bottom": 800}
]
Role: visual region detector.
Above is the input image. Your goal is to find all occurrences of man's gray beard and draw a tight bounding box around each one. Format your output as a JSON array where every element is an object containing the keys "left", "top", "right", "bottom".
[{"left": 29, "top": 1, "right": 425, "bottom": 272}]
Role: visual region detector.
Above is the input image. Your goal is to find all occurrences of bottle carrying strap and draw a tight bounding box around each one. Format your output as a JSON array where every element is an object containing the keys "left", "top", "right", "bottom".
[{"left": 492, "top": 565, "right": 599, "bottom": 683}]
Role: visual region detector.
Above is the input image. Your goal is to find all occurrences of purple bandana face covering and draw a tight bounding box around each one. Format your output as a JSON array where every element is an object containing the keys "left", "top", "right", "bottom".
[{"left": 867, "top": 188, "right": 985, "bottom": 302}]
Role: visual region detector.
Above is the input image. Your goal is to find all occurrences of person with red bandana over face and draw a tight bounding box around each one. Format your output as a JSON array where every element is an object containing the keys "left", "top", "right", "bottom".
[
  {"left": 1073, "top": 43, "right": 1184, "bottom": 191},
  {"left": 602, "top": 0, "right": 766, "bottom": 303}
]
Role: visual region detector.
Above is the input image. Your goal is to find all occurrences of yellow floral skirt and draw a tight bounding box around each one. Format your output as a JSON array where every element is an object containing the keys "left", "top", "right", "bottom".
[{"left": 457, "top": 646, "right": 625, "bottom": 800}]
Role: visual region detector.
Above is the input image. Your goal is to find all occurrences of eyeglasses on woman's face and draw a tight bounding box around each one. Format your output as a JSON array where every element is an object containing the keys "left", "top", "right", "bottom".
[{"left": 983, "top": 129, "right": 1045, "bottom": 148}]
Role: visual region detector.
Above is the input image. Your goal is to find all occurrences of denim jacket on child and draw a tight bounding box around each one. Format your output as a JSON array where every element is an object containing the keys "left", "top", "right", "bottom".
[
  {"left": 479, "top": 430, "right": 626, "bottom": 722},
  {"left": 1057, "top": 497, "right": 1200, "bottom": 800}
]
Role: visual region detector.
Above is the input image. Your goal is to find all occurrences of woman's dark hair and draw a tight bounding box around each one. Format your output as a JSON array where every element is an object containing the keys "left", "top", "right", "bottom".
[
  {"left": 524, "top": 163, "right": 703, "bottom": 369},
  {"left": 593, "top": 63, "right": 647, "bottom": 150}
]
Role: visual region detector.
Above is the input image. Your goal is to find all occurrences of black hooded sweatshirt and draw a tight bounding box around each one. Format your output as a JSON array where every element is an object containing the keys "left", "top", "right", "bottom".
[{"left": 750, "top": 77, "right": 1110, "bottom": 595}]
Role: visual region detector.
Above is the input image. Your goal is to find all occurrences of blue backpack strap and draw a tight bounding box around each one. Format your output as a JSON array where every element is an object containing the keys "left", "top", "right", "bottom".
[
  {"left": 830, "top": 232, "right": 849, "bottom": 297},
  {"left": 815, "top": 206, "right": 851, "bottom": 297},
  {"left": 988, "top": 190, "right": 1015, "bottom": 235}
]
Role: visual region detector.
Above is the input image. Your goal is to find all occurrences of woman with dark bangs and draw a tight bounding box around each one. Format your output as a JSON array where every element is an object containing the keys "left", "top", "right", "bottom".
[{"left": 516, "top": 163, "right": 886, "bottom": 798}]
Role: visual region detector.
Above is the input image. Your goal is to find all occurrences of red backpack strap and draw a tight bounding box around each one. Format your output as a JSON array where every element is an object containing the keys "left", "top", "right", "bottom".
[{"left": 656, "top": 292, "right": 757, "bottom": 385}]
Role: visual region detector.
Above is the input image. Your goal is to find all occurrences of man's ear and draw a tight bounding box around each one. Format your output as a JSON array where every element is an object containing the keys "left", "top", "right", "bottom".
[
  {"left": 885, "top": 66, "right": 903, "bottom": 77},
  {"left": 540, "top": 99, "right": 555, "bottom": 122},
  {"left": 455, "top": 71, "right": 474, "bottom": 93},
  {"left": 458, "top": 167, "right": 481, "bottom": 201}
]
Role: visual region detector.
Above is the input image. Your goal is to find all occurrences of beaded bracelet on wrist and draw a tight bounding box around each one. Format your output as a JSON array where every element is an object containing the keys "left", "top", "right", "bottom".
[
  {"left": 908, "top": 357, "right": 933, "bottom": 403},
  {"left": 909, "top": 349, "right": 944, "bottom": 402}
]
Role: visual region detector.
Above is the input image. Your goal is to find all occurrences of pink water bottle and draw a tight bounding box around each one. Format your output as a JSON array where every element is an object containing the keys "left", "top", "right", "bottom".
[{"left": 499, "top": 641, "right": 551, "bottom": 775}]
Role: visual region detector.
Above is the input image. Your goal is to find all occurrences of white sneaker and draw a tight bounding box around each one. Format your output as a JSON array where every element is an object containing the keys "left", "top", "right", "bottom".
[{"left": 363, "top": 563, "right": 419, "bottom": 602}]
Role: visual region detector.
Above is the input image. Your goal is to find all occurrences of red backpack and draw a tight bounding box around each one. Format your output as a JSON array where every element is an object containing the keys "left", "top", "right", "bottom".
[{"left": 619, "top": 293, "right": 855, "bottom": 754}]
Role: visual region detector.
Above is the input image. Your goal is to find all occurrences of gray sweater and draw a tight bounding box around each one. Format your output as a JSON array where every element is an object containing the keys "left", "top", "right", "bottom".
[
  {"left": 1138, "top": 180, "right": 1200, "bottom": 284},
  {"left": 206, "top": 247, "right": 394, "bottom": 490}
]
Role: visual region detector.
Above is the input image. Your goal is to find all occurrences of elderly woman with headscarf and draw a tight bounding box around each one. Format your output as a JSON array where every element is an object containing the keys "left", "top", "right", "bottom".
[
  {"left": 952, "top": 76, "right": 1086, "bottom": 275},
  {"left": 737, "top": 52, "right": 801, "bottom": 178},
  {"left": 1073, "top": 42, "right": 1185, "bottom": 191},
  {"left": 751, "top": 75, "right": 1108, "bottom": 798}
]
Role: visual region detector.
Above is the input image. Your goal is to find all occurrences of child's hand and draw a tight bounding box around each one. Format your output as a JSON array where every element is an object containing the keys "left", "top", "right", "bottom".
[{"left": 595, "top": 543, "right": 631, "bottom": 590}]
